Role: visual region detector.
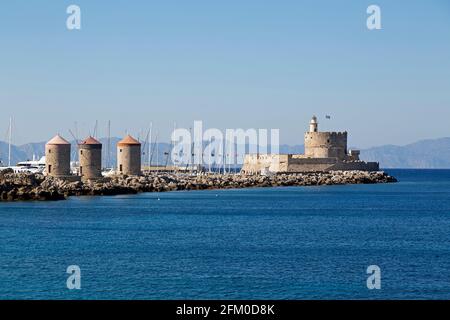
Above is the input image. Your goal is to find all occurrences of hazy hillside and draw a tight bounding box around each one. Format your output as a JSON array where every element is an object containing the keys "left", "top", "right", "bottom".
[
  {"left": 279, "top": 144, "right": 304, "bottom": 154},
  {"left": 360, "top": 137, "right": 450, "bottom": 168},
  {"left": 275, "top": 138, "right": 450, "bottom": 168},
  {"left": 1, "top": 137, "right": 449, "bottom": 169}
]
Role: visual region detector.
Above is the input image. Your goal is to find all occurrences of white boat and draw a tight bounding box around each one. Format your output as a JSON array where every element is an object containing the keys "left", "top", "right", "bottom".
[
  {"left": 70, "top": 160, "right": 80, "bottom": 175},
  {"left": 102, "top": 168, "right": 117, "bottom": 177},
  {"left": 0, "top": 156, "right": 46, "bottom": 174},
  {"left": 0, "top": 118, "right": 46, "bottom": 174}
]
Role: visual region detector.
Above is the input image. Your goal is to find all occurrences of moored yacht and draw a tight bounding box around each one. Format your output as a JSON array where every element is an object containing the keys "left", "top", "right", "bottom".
[{"left": 0, "top": 156, "right": 46, "bottom": 174}]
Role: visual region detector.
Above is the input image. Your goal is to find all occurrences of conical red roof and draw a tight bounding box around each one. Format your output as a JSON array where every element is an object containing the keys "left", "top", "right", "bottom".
[
  {"left": 46, "top": 134, "right": 70, "bottom": 145},
  {"left": 79, "top": 136, "right": 101, "bottom": 145},
  {"left": 118, "top": 135, "right": 141, "bottom": 146}
]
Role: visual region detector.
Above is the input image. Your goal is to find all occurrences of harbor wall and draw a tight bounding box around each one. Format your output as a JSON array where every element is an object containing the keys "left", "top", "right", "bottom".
[{"left": 241, "top": 154, "right": 379, "bottom": 174}]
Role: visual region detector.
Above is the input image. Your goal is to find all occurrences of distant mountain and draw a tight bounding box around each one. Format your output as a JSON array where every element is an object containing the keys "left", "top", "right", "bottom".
[
  {"left": 1, "top": 137, "right": 449, "bottom": 169},
  {"left": 360, "top": 137, "right": 450, "bottom": 168},
  {"left": 279, "top": 144, "right": 304, "bottom": 154},
  {"left": 275, "top": 138, "right": 450, "bottom": 168},
  {"left": 0, "top": 141, "right": 30, "bottom": 166}
]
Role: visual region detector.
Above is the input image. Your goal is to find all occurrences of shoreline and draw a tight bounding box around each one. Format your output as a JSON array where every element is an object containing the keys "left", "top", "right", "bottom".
[{"left": 0, "top": 170, "right": 397, "bottom": 202}]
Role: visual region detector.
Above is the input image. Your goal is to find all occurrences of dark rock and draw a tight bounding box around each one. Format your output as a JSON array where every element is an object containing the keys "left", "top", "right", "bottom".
[{"left": 0, "top": 170, "right": 397, "bottom": 202}]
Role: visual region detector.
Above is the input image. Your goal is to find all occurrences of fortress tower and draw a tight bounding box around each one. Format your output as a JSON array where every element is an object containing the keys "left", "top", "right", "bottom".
[
  {"left": 117, "top": 135, "right": 141, "bottom": 175},
  {"left": 241, "top": 115, "right": 378, "bottom": 174},
  {"left": 304, "top": 116, "right": 348, "bottom": 159},
  {"left": 309, "top": 115, "right": 318, "bottom": 133},
  {"left": 45, "top": 134, "right": 71, "bottom": 177},
  {"left": 79, "top": 136, "right": 102, "bottom": 180}
]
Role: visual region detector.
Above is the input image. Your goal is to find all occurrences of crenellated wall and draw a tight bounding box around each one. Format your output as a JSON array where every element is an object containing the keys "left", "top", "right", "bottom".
[
  {"left": 241, "top": 154, "right": 379, "bottom": 174},
  {"left": 241, "top": 117, "right": 378, "bottom": 174},
  {"left": 242, "top": 154, "right": 289, "bottom": 174},
  {"left": 304, "top": 132, "right": 348, "bottom": 159}
]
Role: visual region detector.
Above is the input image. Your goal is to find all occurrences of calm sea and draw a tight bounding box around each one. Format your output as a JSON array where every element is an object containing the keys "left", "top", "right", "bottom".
[{"left": 1, "top": 169, "right": 450, "bottom": 300}]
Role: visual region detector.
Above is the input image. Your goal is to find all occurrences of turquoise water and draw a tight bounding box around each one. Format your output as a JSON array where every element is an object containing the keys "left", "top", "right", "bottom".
[{"left": 1, "top": 169, "right": 450, "bottom": 299}]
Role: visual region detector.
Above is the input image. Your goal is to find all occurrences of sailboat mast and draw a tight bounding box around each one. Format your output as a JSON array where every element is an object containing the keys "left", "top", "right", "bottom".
[
  {"left": 189, "top": 127, "right": 193, "bottom": 174},
  {"left": 155, "top": 131, "right": 159, "bottom": 167},
  {"left": 172, "top": 122, "right": 176, "bottom": 171},
  {"left": 94, "top": 120, "right": 98, "bottom": 139},
  {"left": 8, "top": 117, "right": 12, "bottom": 166},
  {"left": 149, "top": 131, "right": 158, "bottom": 168},
  {"left": 107, "top": 120, "right": 111, "bottom": 169},
  {"left": 148, "top": 122, "right": 152, "bottom": 167}
]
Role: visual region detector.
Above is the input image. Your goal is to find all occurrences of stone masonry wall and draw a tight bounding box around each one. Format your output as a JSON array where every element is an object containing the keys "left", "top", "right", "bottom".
[
  {"left": 45, "top": 144, "right": 71, "bottom": 177},
  {"left": 304, "top": 132, "right": 347, "bottom": 159},
  {"left": 79, "top": 145, "right": 102, "bottom": 179},
  {"left": 117, "top": 145, "right": 141, "bottom": 175}
]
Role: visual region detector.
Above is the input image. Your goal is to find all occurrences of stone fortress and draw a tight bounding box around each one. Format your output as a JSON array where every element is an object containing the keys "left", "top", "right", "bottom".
[
  {"left": 241, "top": 116, "right": 379, "bottom": 174},
  {"left": 0, "top": 119, "right": 394, "bottom": 201},
  {"left": 43, "top": 116, "right": 378, "bottom": 179}
]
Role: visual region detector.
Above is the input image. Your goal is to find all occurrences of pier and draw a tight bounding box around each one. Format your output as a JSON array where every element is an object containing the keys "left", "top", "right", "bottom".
[{"left": 0, "top": 170, "right": 397, "bottom": 201}]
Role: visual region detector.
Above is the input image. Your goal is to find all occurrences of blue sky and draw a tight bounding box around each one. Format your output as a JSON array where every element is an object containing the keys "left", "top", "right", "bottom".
[{"left": 0, "top": 0, "right": 449, "bottom": 147}]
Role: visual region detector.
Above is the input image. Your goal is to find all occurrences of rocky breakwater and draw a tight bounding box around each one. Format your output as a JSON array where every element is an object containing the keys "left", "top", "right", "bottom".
[
  {"left": 0, "top": 170, "right": 65, "bottom": 201},
  {"left": 0, "top": 170, "right": 397, "bottom": 201}
]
